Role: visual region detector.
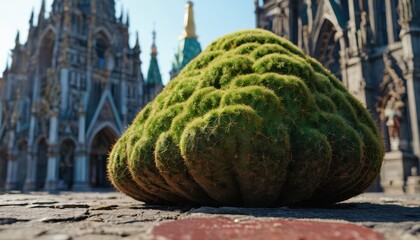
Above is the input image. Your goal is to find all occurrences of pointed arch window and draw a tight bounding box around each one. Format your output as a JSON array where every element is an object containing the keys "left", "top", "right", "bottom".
[
  {"left": 72, "top": 14, "right": 85, "bottom": 36},
  {"left": 39, "top": 32, "right": 55, "bottom": 75},
  {"left": 314, "top": 20, "right": 341, "bottom": 80},
  {"left": 39, "top": 31, "right": 55, "bottom": 97},
  {"left": 95, "top": 36, "right": 108, "bottom": 69}
]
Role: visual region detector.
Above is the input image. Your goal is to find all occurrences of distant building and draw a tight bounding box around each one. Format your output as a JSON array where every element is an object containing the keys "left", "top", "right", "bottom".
[
  {"left": 255, "top": 0, "right": 420, "bottom": 193},
  {"left": 0, "top": 0, "right": 162, "bottom": 191},
  {"left": 170, "top": 1, "right": 202, "bottom": 80},
  {"left": 144, "top": 30, "right": 163, "bottom": 103}
]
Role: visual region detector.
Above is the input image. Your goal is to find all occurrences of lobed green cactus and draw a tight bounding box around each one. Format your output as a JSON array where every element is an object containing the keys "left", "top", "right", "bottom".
[{"left": 107, "top": 29, "right": 384, "bottom": 207}]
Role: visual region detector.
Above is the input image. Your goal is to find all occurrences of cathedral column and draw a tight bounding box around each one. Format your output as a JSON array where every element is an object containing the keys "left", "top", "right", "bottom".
[
  {"left": 44, "top": 108, "right": 59, "bottom": 192},
  {"left": 343, "top": 1, "right": 371, "bottom": 107},
  {"left": 402, "top": 56, "right": 420, "bottom": 159},
  {"left": 73, "top": 103, "right": 90, "bottom": 191},
  {"left": 347, "top": 0, "right": 359, "bottom": 56},
  {"left": 23, "top": 149, "right": 36, "bottom": 192},
  {"left": 23, "top": 106, "right": 38, "bottom": 191},
  {"left": 399, "top": 0, "right": 420, "bottom": 159},
  {"left": 385, "top": 0, "right": 395, "bottom": 44},
  {"left": 367, "top": 0, "right": 377, "bottom": 41},
  {"left": 5, "top": 130, "right": 17, "bottom": 191},
  {"left": 5, "top": 157, "right": 18, "bottom": 191},
  {"left": 121, "top": 80, "right": 128, "bottom": 126}
]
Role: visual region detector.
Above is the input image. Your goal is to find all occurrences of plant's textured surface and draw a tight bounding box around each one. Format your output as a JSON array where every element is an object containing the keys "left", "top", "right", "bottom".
[{"left": 107, "top": 29, "right": 384, "bottom": 207}]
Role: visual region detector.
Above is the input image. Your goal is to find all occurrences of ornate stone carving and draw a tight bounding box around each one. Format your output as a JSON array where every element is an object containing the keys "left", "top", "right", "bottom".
[
  {"left": 358, "top": 11, "right": 374, "bottom": 52},
  {"left": 376, "top": 53, "right": 406, "bottom": 150},
  {"left": 398, "top": 0, "right": 413, "bottom": 24},
  {"left": 36, "top": 69, "right": 61, "bottom": 134},
  {"left": 46, "top": 69, "right": 61, "bottom": 109}
]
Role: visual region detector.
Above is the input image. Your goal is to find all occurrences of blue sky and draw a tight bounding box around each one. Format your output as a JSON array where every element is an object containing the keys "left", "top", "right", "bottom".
[{"left": 0, "top": 0, "right": 256, "bottom": 85}]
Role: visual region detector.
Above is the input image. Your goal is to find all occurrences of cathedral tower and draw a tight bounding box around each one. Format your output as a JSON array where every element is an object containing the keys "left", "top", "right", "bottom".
[
  {"left": 145, "top": 29, "right": 163, "bottom": 103},
  {"left": 170, "top": 1, "right": 202, "bottom": 80},
  {"left": 0, "top": 0, "right": 149, "bottom": 191}
]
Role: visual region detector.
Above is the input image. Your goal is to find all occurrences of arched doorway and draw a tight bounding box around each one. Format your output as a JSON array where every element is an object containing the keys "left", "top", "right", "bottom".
[
  {"left": 16, "top": 140, "right": 28, "bottom": 190},
  {"left": 314, "top": 19, "right": 342, "bottom": 80},
  {"left": 36, "top": 139, "right": 48, "bottom": 190},
  {"left": 0, "top": 147, "right": 7, "bottom": 190},
  {"left": 89, "top": 127, "right": 117, "bottom": 188},
  {"left": 58, "top": 139, "right": 75, "bottom": 190}
]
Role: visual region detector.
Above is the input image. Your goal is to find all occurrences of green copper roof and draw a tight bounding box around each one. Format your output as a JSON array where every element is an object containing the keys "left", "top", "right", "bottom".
[
  {"left": 171, "top": 38, "right": 202, "bottom": 77},
  {"left": 146, "top": 54, "right": 162, "bottom": 86},
  {"left": 170, "top": 1, "right": 202, "bottom": 79},
  {"left": 146, "top": 30, "right": 162, "bottom": 86}
]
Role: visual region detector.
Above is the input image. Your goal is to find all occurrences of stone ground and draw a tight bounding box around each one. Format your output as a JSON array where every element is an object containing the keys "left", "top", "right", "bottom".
[{"left": 0, "top": 191, "right": 419, "bottom": 240}]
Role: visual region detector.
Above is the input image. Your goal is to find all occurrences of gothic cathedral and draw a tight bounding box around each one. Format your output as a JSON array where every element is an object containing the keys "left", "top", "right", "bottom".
[
  {"left": 255, "top": 0, "right": 420, "bottom": 193},
  {"left": 0, "top": 0, "right": 163, "bottom": 191}
]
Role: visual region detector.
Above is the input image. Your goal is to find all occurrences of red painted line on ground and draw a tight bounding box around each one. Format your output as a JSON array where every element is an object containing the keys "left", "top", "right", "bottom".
[{"left": 152, "top": 217, "right": 384, "bottom": 240}]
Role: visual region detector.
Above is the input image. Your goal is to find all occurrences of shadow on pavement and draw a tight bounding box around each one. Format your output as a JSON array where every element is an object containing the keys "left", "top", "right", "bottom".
[{"left": 185, "top": 202, "right": 420, "bottom": 223}]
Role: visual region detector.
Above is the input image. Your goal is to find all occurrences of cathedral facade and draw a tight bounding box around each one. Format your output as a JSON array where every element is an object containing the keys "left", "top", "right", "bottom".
[
  {"left": 0, "top": 0, "right": 162, "bottom": 191},
  {"left": 255, "top": 0, "right": 420, "bottom": 193}
]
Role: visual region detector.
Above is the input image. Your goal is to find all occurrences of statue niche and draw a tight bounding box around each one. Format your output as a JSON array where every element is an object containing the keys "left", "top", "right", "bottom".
[
  {"left": 384, "top": 97, "right": 404, "bottom": 149},
  {"left": 377, "top": 53, "right": 407, "bottom": 151}
]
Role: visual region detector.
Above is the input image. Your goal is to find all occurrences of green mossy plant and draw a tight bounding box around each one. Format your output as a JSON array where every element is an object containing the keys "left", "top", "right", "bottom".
[{"left": 107, "top": 29, "right": 384, "bottom": 207}]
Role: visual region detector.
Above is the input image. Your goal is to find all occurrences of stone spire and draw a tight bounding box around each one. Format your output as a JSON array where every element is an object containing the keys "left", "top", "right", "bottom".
[
  {"left": 38, "top": 0, "right": 46, "bottom": 28},
  {"left": 14, "top": 31, "right": 20, "bottom": 47},
  {"left": 134, "top": 31, "right": 140, "bottom": 52},
  {"left": 29, "top": 8, "right": 34, "bottom": 27},
  {"left": 125, "top": 11, "right": 130, "bottom": 27},
  {"left": 146, "top": 29, "right": 162, "bottom": 86},
  {"left": 10, "top": 32, "right": 21, "bottom": 73},
  {"left": 151, "top": 28, "right": 157, "bottom": 56},
  {"left": 119, "top": 6, "right": 124, "bottom": 23},
  {"left": 3, "top": 58, "right": 9, "bottom": 76},
  {"left": 182, "top": 1, "right": 198, "bottom": 39}
]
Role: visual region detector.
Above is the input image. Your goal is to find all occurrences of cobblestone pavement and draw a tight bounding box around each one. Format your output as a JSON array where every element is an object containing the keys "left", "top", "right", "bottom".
[{"left": 0, "top": 191, "right": 419, "bottom": 240}]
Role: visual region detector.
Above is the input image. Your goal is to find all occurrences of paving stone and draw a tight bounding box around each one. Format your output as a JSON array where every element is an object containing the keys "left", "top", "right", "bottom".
[
  {"left": 86, "top": 216, "right": 104, "bottom": 222},
  {"left": 0, "top": 227, "right": 48, "bottom": 240},
  {"left": 38, "top": 211, "right": 89, "bottom": 223},
  {"left": 0, "top": 192, "right": 418, "bottom": 240},
  {"left": 75, "top": 235, "right": 124, "bottom": 240},
  {"left": 36, "top": 234, "right": 73, "bottom": 240},
  {"left": 407, "top": 224, "right": 420, "bottom": 235},
  {"left": 54, "top": 203, "right": 90, "bottom": 209}
]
